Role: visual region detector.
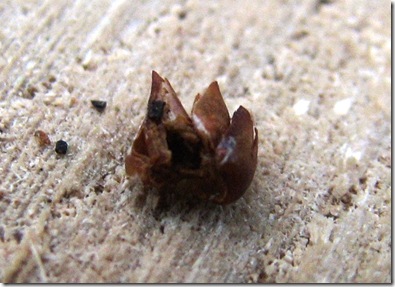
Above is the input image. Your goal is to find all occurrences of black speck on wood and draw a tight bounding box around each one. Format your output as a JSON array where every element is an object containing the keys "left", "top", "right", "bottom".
[
  {"left": 91, "top": 100, "right": 107, "bottom": 112},
  {"left": 55, "top": 140, "right": 68, "bottom": 155}
]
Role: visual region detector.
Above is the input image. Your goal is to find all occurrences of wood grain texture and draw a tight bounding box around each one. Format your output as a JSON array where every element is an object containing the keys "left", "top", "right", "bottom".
[{"left": 0, "top": 0, "right": 390, "bottom": 283}]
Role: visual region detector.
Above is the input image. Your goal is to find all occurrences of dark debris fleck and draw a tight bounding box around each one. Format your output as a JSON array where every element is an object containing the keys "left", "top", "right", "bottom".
[
  {"left": 55, "top": 140, "right": 68, "bottom": 155},
  {"left": 178, "top": 10, "right": 187, "bottom": 20},
  {"left": 91, "top": 100, "right": 107, "bottom": 112},
  {"left": 13, "top": 230, "right": 23, "bottom": 243},
  {"left": 26, "top": 86, "right": 38, "bottom": 99}
]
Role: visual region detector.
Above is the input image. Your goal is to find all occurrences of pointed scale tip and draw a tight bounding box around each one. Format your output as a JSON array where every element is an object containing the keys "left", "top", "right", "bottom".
[
  {"left": 229, "top": 106, "right": 254, "bottom": 137},
  {"left": 152, "top": 70, "right": 164, "bottom": 83},
  {"left": 191, "top": 81, "right": 230, "bottom": 148},
  {"left": 149, "top": 71, "right": 166, "bottom": 104},
  {"left": 207, "top": 81, "right": 219, "bottom": 91}
]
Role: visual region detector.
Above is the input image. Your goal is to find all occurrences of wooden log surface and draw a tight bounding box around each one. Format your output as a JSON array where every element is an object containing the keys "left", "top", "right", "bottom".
[{"left": 0, "top": 0, "right": 390, "bottom": 283}]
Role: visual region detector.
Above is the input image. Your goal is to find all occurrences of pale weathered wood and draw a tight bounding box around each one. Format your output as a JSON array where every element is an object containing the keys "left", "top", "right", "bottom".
[{"left": 0, "top": 0, "right": 390, "bottom": 283}]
